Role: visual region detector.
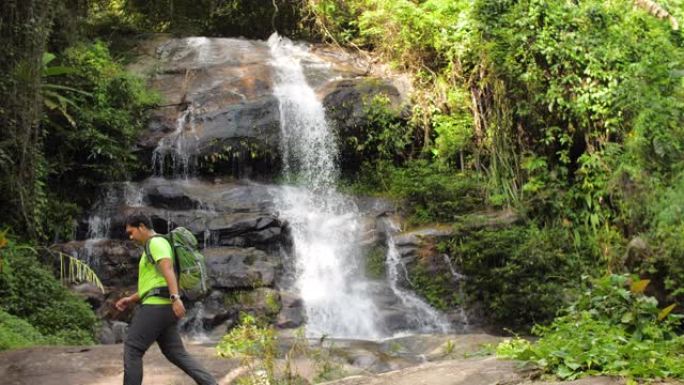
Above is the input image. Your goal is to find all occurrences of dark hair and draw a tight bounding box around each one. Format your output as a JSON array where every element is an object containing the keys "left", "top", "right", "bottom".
[{"left": 125, "top": 212, "right": 152, "bottom": 229}]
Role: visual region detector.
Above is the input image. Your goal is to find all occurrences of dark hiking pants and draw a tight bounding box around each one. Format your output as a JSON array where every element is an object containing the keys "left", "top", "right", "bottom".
[{"left": 123, "top": 304, "right": 217, "bottom": 385}]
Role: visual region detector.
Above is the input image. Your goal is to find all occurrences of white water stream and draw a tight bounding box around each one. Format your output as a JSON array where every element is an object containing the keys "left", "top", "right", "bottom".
[
  {"left": 269, "top": 33, "right": 384, "bottom": 339},
  {"left": 152, "top": 105, "right": 199, "bottom": 179},
  {"left": 383, "top": 219, "right": 451, "bottom": 333}
]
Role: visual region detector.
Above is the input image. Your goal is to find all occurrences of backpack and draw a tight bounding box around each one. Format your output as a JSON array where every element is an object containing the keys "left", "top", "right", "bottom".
[{"left": 145, "top": 227, "right": 210, "bottom": 299}]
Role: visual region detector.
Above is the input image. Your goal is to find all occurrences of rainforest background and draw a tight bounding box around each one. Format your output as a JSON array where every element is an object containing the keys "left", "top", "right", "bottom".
[{"left": 1, "top": 0, "right": 683, "bottom": 379}]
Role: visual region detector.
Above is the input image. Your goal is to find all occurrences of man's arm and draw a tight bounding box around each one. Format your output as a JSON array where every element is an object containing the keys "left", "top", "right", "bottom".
[
  {"left": 115, "top": 292, "right": 139, "bottom": 311},
  {"left": 158, "top": 259, "right": 186, "bottom": 318},
  {"left": 158, "top": 259, "right": 180, "bottom": 298}
]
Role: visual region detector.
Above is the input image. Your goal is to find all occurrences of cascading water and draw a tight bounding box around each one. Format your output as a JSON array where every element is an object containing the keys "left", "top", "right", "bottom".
[
  {"left": 152, "top": 105, "right": 199, "bottom": 179},
  {"left": 82, "top": 186, "right": 120, "bottom": 267},
  {"left": 268, "top": 33, "right": 383, "bottom": 339},
  {"left": 383, "top": 219, "right": 451, "bottom": 334},
  {"left": 442, "top": 253, "right": 471, "bottom": 331}
]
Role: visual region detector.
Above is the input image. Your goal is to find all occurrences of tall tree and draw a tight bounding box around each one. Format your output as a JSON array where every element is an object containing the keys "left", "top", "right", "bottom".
[{"left": 0, "top": 0, "right": 55, "bottom": 240}]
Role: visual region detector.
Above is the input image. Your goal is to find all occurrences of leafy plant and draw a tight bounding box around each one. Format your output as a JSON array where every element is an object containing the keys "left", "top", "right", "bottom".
[
  {"left": 0, "top": 310, "right": 49, "bottom": 351},
  {"left": 451, "top": 224, "right": 593, "bottom": 330},
  {"left": 497, "top": 275, "right": 684, "bottom": 380},
  {"left": 0, "top": 236, "right": 97, "bottom": 345},
  {"left": 216, "top": 313, "right": 278, "bottom": 383}
]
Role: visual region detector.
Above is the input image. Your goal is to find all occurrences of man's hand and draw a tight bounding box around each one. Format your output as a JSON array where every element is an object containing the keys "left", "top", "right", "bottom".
[
  {"left": 115, "top": 295, "right": 135, "bottom": 311},
  {"left": 172, "top": 299, "right": 186, "bottom": 319}
]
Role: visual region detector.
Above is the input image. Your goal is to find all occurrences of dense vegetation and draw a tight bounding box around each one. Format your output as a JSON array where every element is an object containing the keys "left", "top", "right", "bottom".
[
  {"left": 310, "top": 0, "right": 684, "bottom": 330},
  {"left": 497, "top": 275, "right": 684, "bottom": 380},
  {"left": 307, "top": 0, "right": 684, "bottom": 379},
  {"left": 1, "top": 1, "right": 684, "bottom": 379},
  {"left": 0, "top": 234, "right": 98, "bottom": 348}
]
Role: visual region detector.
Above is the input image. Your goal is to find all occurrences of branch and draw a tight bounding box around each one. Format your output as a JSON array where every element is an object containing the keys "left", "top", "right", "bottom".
[{"left": 634, "top": 0, "right": 680, "bottom": 30}]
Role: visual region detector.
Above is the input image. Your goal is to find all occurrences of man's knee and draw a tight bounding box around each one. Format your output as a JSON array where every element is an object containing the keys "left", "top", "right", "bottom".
[
  {"left": 160, "top": 343, "right": 188, "bottom": 362},
  {"left": 124, "top": 341, "right": 147, "bottom": 360}
]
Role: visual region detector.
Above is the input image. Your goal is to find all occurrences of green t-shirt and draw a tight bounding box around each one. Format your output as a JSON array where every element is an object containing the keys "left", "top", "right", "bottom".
[{"left": 138, "top": 236, "right": 173, "bottom": 305}]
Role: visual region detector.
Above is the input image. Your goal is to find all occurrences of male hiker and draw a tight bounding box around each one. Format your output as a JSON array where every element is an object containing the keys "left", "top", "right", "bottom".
[{"left": 115, "top": 213, "right": 217, "bottom": 385}]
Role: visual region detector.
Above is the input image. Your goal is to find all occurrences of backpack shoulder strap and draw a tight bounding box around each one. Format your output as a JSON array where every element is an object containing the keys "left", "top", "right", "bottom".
[
  {"left": 168, "top": 231, "right": 181, "bottom": 278},
  {"left": 144, "top": 234, "right": 170, "bottom": 265}
]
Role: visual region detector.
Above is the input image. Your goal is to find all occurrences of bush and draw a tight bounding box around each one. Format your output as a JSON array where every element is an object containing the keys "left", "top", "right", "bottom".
[
  {"left": 451, "top": 224, "right": 593, "bottom": 330},
  {"left": 0, "top": 238, "right": 97, "bottom": 345},
  {"left": 497, "top": 275, "right": 684, "bottom": 380},
  {"left": 40, "top": 41, "right": 158, "bottom": 241},
  {"left": 0, "top": 310, "right": 48, "bottom": 351},
  {"left": 349, "top": 159, "right": 486, "bottom": 224},
  {"left": 387, "top": 160, "right": 485, "bottom": 223}
]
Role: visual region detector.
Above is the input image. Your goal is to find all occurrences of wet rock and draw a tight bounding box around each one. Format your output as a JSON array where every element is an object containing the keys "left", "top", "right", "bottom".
[
  {"left": 321, "top": 78, "right": 405, "bottom": 173},
  {"left": 182, "top": 291, "right": 238, "bottom": 331},
  {"left": 147, "top": 184, "right": 199, "bottom": 210},
  {"left": 97, "top": 320, "right": 129, "bottom": 345},
  {"left": 322, "top": 78, "right": 403, "bottom": 130},
  {"left": 55, "top": 239, "right": 140, "bottom": 288},
  {"left": 132, "top": 37, "right": 405, "bottom": 180},
  {"left": 276, "top": 291, "right": 305, "bottom": 329},
  {"left": 204, "top": 247, "right": 279, "bottom": 289},
  {"left": 235, "top": 287, "right": 282, "bottom": 318},
  {"left": 70, "top": 283, "right": 105, "bottom": 309},
  {"left": 393, "top": 227, "right": 454, "bottom": 248}
]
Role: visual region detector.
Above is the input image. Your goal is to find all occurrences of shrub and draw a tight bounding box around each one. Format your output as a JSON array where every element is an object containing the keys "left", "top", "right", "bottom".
[
  {"left": 0, "top": 237, "right": 97, "bottom": 345},
  {"left": 451, "top": 224, "right": 593, "bottom": 330},
  {"left": 0, "top": 310, "right": 48, "bottom": 351},
  {"left": 497, "top": 275, "right": 684, "bottom": 380}
]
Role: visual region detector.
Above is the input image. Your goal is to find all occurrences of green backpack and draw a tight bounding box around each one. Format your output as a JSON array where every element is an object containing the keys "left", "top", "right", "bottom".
[{"left": 145, "top": 227, "right": 210, "bottom": 298}]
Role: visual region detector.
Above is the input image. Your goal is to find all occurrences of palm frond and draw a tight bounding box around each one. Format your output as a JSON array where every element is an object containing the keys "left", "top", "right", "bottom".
[{"left": 52, "top": 251, "right": 105, "bottom": 293}]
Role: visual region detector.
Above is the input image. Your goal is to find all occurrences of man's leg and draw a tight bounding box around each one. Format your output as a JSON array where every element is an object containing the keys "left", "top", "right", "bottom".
[
  {"left": 123, "top": 305, "right": 175, "bottom": 385},
  {"left": 157, "top": 319, "right": 217, "bottom": 385}
]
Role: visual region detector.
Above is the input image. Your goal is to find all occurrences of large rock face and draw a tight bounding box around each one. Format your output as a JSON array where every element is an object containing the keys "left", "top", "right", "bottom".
[{"left": 131, "top": 36, "right": 408, "bottom": 179}]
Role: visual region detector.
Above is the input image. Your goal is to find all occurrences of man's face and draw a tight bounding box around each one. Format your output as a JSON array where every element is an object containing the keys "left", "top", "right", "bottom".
[{"left": 125, "top": 225, "right": 145, "bottom": 244}]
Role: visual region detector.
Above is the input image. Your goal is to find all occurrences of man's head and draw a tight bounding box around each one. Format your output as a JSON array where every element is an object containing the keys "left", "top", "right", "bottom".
[{"left": 125, "top": 213, "right": 154, "bottom": 244}]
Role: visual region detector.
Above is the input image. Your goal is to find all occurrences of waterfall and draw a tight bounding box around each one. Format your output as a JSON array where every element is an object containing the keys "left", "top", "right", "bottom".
[
  {"left": 269, "top": 33, "right": 383, "bottom": 339},
  {"left": 152, "top": 104, "right": 199, "bottom": 179},
  {"left": 82, "top": 186, "right": 121, "bottom": 267},
  {"left": 384, "top": 219, "right": 451, "bottom": 334}
]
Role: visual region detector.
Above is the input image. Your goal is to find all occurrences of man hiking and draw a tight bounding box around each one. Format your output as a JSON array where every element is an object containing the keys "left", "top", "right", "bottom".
[{"left": 115, "top": 213, "right": 217, "bottom": 385}]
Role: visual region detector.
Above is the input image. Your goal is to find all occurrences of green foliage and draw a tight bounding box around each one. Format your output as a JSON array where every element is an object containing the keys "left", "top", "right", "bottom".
[
  {"left": 0, "top": 237, "right": 97, "bottom": 345},
  {"left": 216, "top": 314, "right": 277, "bottom": 359},
  {"left": 39, "top": 41, "right": 158, "bottom": 239},
  {"left": 408, "top": 262, "right": 459, "bottom": 311},
  {"left": 387, "top": 160, "right": 485, "bottom": 224},
  {"left": 451, "top": 224, "right": 593, "bottom": 329},
  {"left": 645, "top": 170, "right": 684, "bottom": 299},
  {"left": 90, "top": 0, "right": 315, "bottom": 40},
  {"left": 312, "top": 0, "right": 684, "bottom": 325},
  {"left": 337, "top": 92, "right": 414, "bottom": 176},
  {"left": 0, "top": 309, "right": 49, "bottom": 351},
  {"left": 361, "top": 94, "right": 413, "bottom": 163},
  {"left": 497, "top": 275, "right": 684, "bottom": 380},
  {"left": 431, "top": 88, "right": 474, "bottom": 167},
  {"left": 0, "top": 0, "right": 55, "bottom": 241},
  {"left": 217, "top": 313, "right": 278, "bottom": 384}
]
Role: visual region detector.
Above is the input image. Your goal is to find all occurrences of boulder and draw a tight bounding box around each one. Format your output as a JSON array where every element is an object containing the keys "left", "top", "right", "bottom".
[
  {"left": 97, "top": 320, "right": 129, "bottom": 345},
  {"left": 276, "top": 291, "right": 306, "bottom": 329},
  {"left": 204, "top": 247, "right": 280, "bottom": 289}
]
